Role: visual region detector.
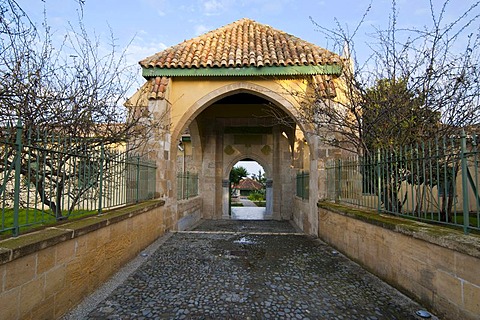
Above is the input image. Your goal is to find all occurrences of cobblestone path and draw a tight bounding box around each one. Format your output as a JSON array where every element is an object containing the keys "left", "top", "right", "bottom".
[{"left": 65, "top": 220, "right": 435, "bottom": 320}]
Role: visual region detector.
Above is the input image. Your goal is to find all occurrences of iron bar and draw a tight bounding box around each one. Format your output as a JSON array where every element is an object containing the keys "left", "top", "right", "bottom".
[
  {"left": 0, "top": 123, "right": 156, "bottom": 236},
  {"left": 325, "top": 133, "right": 480, "bottom": 234},
  {"left": 460, "top": 129, "right": 470, "bottom": 234},
  {"left": 13, "top": 120, "right": 23, "bottom": 236}
]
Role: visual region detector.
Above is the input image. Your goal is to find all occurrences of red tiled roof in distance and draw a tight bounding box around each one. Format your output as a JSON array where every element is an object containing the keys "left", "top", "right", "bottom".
[
  {"left": 140, "top": 18, "right": 341, "bottom": 70},
  {"left": 235, "top": 178, "right": 264, "bottom": 191}
]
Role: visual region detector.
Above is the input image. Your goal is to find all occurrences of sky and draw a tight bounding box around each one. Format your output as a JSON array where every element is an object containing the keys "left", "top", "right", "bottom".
[
  {"left": 14, "top": 0, "right": 479, "bottom": 175},
  {"left": 17, "top": 0, "right": 478, "bottom": 74},
  {"left": 235, "top": 160, "right": 263, "bottom": 177}
]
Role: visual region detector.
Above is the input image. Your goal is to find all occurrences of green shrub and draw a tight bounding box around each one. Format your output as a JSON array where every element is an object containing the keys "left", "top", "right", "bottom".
[{"left": 248, "top": 190, "right": 265, "bottom": 201}]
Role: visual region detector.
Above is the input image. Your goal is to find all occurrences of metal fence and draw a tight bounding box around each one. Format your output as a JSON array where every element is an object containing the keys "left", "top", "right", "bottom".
[
  {"left": 0, "top": 122, "right": 156, "bottom": 236},
  {"left": 325, "top": 131, "right": 480, "bottom": 234},
  {"left": 177, "top": 171, "right": 199, "bottom": 200},
  {"left": 296, "top": 171, "right": 309, "bottom": 200}
]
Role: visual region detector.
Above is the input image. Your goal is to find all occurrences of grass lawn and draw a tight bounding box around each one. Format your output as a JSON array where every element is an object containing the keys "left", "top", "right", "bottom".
[
  {"left": 1, "top": 208, "right": 97, "bottom": 238},
  {"left": 230, "top": 203, "right": 244, "bottom": 207}
]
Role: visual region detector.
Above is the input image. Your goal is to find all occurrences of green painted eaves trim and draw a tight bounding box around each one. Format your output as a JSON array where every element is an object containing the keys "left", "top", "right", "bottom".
[{"left": 142, "top": 65, "right": 342, "bottom": 78}]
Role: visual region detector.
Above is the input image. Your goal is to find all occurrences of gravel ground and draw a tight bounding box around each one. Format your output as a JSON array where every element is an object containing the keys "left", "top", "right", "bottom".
[{"left": 63, "top": 220, "right": 437, "bottom": 320}]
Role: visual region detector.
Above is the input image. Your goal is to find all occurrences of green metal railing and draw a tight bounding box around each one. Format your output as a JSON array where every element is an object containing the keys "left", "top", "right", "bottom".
[
  {"left": 296, "top": 171, "right": 309, "bottom": 200},
  {"left": 325, "top": 131, "right": 480, "bottom": 234},
  {"left": 0, "top": 122, "right": 156, "bottom": 236},
  {"left": 176, "top": 171, "right": 199, "bottom": 200}
]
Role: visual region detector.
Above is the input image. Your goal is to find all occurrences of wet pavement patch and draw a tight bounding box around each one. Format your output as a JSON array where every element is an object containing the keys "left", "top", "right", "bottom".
[
  {"left": 78, "top": 220, "right": 435, "bottom": 319},
  {"left": 229, "top": 249, "right": 249, "bottom": 256}
]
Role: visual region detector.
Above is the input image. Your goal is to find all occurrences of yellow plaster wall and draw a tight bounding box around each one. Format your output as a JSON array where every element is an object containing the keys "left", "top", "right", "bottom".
[
  {"left": 167, "top": 77, "right": 310, "bottom": 139},
  {"left": 130, "top": 73, "right": 347, "bottom": 230}
]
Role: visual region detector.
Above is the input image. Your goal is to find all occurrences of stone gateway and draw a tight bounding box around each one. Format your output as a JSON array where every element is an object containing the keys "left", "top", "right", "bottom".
[{"left": 126, "top": 18, "right": 348, "bottom": 234}]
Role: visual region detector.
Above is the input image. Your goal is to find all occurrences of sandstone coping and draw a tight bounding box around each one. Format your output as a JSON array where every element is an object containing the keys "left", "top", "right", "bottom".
[
  {"left": 317, "top": 201, "right": 480, "bottom": 259},
  {"left": 0, "top": 200, "right": 165, "bottom": 265}
]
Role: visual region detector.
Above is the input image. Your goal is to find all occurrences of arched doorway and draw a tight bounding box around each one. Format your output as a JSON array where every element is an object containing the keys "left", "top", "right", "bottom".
[
  {"left": 172, "top": 89, "right": 298, "bottom": 220},
  {"left": 130, "top": 18, "right": 344, "bottom": 234},
  {"left": 228, "top": 159, "right": 271, "bottom": 220}
]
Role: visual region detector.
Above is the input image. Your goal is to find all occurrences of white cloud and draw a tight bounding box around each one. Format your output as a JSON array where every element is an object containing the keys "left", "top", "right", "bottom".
[
  {"left": 199, "top": 0, "right": 237, "bottom": 16},
  {"left": 136, "top": 29, "right": 149, "bottom": 36},
  {"left": 194, "top": 24, "right": 211, "bottom": 36},
  {"left": 124, "top": 41, "right": 169, "bottom": 97},
  {"left": 179, "top": 4, "right": 196, "bottom": 12},
  {"left": 126, "top": 41, "right": 168, "bottom": 66},
  {"left": 140, "top": 0, "right": 168, "bottom": 16},
  {"left": 238, "top": 0, "right": 291, "bottom": 13},
  {"left": 202, "top": 0, "right": 224, "bottom": 15}
]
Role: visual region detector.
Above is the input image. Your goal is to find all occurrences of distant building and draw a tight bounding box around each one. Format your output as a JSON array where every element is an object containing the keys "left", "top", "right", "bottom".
[{"left": 233, "top": 178, "right": 264, "bottom": 197}]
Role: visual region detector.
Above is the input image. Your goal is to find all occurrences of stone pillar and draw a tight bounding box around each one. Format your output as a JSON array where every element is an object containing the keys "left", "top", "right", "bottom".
[
  {"left": 266, "top": 179, "right": 273, "bottom": 216},
  {"left": 222, "top": 179, "right": 230, "bottom": 218},
  {"left": 309, "top": 158, "right": 319, "bottom": 235},
  {"left": 272, "top": 126, "right": 282, "bottom": 220},
  {"left": 143, "top": 99, "right": 171, "bottom": 199},
  {"left": 215, "top": 124, "right": 224, "bottom": 219},
  {"left": 201, "top": 129, "right": 217, "bottom": 219}
]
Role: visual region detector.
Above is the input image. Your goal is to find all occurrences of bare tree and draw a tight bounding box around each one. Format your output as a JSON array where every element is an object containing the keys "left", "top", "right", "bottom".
[
  {"left": 1, "top": 0, "right": 137, "bottom": 136},
  {"left": 0, "top": 0, "right": 156, "bottom": 221},
  {"left": 298, "top": 0, "right": 480, "bottom": 219},
  {"left": 302, "top": 0, "right": 480, "bottom": 153}
]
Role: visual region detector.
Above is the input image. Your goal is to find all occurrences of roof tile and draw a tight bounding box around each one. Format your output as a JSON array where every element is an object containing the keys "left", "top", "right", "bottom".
[
  {"left": 140, "top": 18, "right": 340, "bottom": 70},
  {"left": 149, "top": 76, "right": 169, "bottom": 100},
  {"left": 235, "top": 178, "right": 263, "bottom": 191}
]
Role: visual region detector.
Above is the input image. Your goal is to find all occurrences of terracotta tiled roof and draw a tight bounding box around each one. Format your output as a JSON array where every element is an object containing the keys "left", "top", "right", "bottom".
[
  {"left": 149, "top": 76, "right": 169, "bottom": 100},
  {"left": 235, "top": 178, "right": 263, "bottom": 191},
  {"left": 140, "top": 18, "right": 341, "bottom": 70},
  {"left": 314, "top": 75, "right": 336, "bottom": 98}
]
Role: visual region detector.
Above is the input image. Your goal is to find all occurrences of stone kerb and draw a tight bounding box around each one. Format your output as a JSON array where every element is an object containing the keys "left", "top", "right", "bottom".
[
  {"left": 0, "top": 200, "right": 165, "bottom": 320},
  {"left": 317, "top": 201, "right": 480, "bottom": 320}
]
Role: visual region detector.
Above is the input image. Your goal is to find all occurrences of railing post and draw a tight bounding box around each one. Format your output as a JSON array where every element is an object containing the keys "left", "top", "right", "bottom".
[
  {"left": 302, "top": 172, "right": 304, "bottom": 199},
  {"left": 460, "top": 129, "right": 470, "bottom": 234},
  {"left": 377, "top": 149, "right": 381, "bottom": 213},
  {"left": 305, "top": 171, "right": 309, "bottom": 200},
  {"left": 304, "top": 171, "right": 307, "bottom": 200},
  {"left": 186, "top": 171, "right": 190, "bottom": 199},
  {"left": 13, "top": 120, "right": 23, "bottom": 236},
  {"left": 136, "top": 156, "right": 140, "bottom": 203},
  {"left": 98, "top": 143, "right": 104, "bottom": 215},
  {"left": 300, "top": 171, "right": 303, "bottom": 200},
  {"left": 335, "top": 160, "right": 341, "bottom": 203},
  {"left": 180, "top": 172, "right": 183, "bottom": 200}
]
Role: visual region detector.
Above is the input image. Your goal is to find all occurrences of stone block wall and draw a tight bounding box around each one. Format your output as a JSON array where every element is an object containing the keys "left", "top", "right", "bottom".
[
  {"left": 0, "top": 200, "right": 165, "bottom": 320},
  {"left": 293, "top": 197, "right": 311, "bottom": 234},
  {"left": 317, "top": 202, "right": 480, "bottom": 320},
  {"left": 177, "top": 197, "right": 203, "bottom": 231}
]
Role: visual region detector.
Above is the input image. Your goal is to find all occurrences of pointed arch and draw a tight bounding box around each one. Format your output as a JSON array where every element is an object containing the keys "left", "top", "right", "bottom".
[{"left": 171, "top": 81, "right": 313, "bottom": 150}]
